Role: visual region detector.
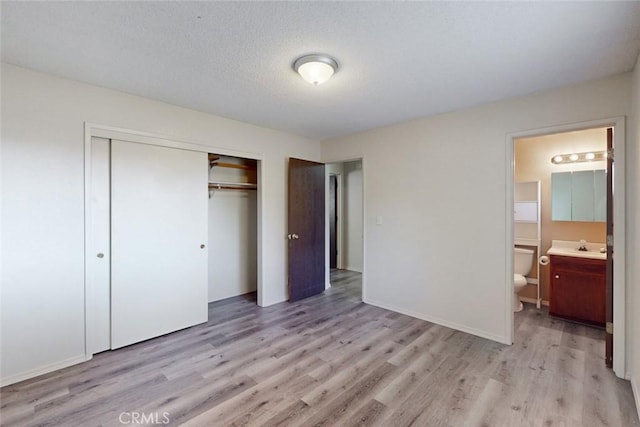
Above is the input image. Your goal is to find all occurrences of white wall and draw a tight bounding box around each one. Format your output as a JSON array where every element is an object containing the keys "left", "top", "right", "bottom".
[
  {"left": 321, "top": 74, "right": 632, "bottom": 345},
  {"left": 629, "top": 53, "right": 640, "bottom": 415},
  {"left": 208, "top": 158, "right": 257, "bottom": 302},
  {"left": 0, "top": 63, "right": 319, "bottom": 385},
  {"left": 343, "top": 161, "right": 363, "bottom": 272}
]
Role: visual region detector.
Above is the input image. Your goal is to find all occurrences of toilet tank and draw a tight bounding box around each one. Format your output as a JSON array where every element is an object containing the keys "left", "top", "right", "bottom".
[{"left": 514, "top": 247, "right": 534, "bottom": 276}]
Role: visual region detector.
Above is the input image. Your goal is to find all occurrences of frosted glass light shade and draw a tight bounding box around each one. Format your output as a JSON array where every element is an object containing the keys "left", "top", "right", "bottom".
[
  {"left": 297, "top": 61, "right": 334, "bottom": 85},
  {"left": 293, "top": 54, "right": 338, "bottom": 85}
]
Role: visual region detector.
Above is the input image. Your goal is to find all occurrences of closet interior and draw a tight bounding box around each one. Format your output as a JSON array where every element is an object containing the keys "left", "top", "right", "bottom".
[{"left": 207, "top": 153, "right": 258, "bottom": 303}]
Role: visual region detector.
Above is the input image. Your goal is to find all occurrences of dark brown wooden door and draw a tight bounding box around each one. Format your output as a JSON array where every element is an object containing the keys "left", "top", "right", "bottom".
[
  {"left": 605, "top": 127, "right": 613, "bottom": 368},
  {"left": 288, "top": 158, "right": 326, "bottom": 301},
  {"left": 329, "top": 175, "right": 338, "bottom": 269}
]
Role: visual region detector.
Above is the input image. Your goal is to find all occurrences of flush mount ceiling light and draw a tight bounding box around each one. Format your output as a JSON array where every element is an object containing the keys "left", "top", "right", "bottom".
[
  {"left": 293, "top": 54, "right": 338, "bottom": 85},
  {"left": 551, "top": 150, "right": 607, "bottom": 164}
]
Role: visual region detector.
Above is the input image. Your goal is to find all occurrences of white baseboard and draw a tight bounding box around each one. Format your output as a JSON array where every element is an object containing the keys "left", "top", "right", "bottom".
[
  {"left": 632, "top": 375, "right": 640, "bottom": 423},
  {"left": 0, "top": 354, "right": 88, "bottom": 387},
  {"left": 363, "top": 298, "right": 510, "bottom": 345},
  {"left": 519, "top": 296, "right": 549, "bottom": 307},
  {"left": 345, "top": 266, "right": 362, "bottom": 273}
]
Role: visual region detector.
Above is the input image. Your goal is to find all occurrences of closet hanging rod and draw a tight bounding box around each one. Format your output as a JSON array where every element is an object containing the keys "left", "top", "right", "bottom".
[
  {"left": 209, "top": 186, "right": 257, "bottom": 191},
  {"left": 208, "top": 181, "right": 256, "bottom": 187},
  {"left": 208, "top": 181, "right": 257, "bottom": 191}
]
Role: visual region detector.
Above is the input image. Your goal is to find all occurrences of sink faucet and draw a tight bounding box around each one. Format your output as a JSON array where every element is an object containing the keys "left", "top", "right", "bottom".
[{"left": 578, "top": 240, "right": 588, "bottom": 251}]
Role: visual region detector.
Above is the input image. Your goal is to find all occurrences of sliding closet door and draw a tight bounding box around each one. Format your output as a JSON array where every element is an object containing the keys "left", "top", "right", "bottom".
[
  {"left": 111, "top": 140, "right": 208, "bottom": 349},
  {"left": 88, "top": 137, "right": 112, "bottom": 353}
]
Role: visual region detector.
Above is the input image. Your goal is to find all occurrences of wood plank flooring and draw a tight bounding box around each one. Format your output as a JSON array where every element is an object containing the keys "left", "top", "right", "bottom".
[{"left": 1, "top": 270, "right": 638, "bottom": 426}]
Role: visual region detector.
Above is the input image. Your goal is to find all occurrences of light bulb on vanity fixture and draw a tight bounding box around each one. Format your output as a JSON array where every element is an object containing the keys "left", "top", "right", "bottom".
[
  {"left": 550, "top": 150, "right": 607, "bottom": 164},
  {"left": 293, "top": 54, "right": 339, "bottom": 85}
]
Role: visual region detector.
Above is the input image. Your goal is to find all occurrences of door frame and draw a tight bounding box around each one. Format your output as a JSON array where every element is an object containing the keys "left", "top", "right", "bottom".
[
  {"left": 83, "top": 123, "right": 264, "bottom": 357},
  {"left": 328, "top": 172, "right": 343, "bottom": 271},
  {"left": 505, "top": 116, "right": 626, "bottom": 378},
  {"left": 323, "top": 156, "right": 366, "bottom": 299}
]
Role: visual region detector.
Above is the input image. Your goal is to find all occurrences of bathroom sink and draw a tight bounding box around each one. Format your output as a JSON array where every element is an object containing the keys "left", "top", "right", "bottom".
[{"left": 547, "top": 240, "right": 606, "bottom": 260}]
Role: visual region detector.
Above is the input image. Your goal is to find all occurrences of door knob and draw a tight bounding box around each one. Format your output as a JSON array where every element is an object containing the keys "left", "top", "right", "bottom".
[
  {"left": 555, "top": 275, "right": 560, "bottom": 279},
  {"left": 200, "top": 244, "right": 206, "bottom": 249},
  {"left": 97, "top": 253, "right": 104, "bottom": 258},
  {"left": 293, "top": 234, "right": 299, "bottom": 240},
  {"left": 288, "top": 234, "right": 292, "bottom": 240}
]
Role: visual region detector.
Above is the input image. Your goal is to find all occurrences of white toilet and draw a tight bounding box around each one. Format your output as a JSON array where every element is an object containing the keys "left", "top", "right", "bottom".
[{"left": 513, "top": 247, "right": 534, "bottom": 312}]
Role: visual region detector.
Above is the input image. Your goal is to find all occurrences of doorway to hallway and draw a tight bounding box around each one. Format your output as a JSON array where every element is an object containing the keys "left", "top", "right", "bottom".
[{"left": 326, "top": 159, "right": 364, "bottom": 299}]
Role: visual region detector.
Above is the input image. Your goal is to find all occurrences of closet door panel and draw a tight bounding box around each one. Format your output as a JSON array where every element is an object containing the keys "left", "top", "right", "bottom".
[
  {"left": 88, "top": 137, "right": 111, "bottom": 353},
  {"left": 111, "top": 140, "right": 208, "bottom": 349}
]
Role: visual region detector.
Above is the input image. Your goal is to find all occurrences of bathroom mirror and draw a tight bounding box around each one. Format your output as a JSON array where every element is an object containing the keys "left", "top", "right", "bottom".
[{"left": 551, "top": 170, "right": 606, "bottom": 222}]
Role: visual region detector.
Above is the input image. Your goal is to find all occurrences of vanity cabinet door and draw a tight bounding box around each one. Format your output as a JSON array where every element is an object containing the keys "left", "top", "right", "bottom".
[{"left": 549, "top": 255, "right": 605, "bottom": 327}]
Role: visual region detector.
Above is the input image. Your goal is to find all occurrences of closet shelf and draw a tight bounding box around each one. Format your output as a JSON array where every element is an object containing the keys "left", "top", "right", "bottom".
[
  {"left": 209, "top": 161, "right": 256, "bottom": 171},
  {"left": 208, "top": 181, "right": 257, "bottom": 191}
]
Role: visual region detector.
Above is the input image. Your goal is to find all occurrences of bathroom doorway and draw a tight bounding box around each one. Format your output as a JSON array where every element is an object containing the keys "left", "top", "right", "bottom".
[{"left": 507, "top": 117, "right": 626, "bottom": 377}]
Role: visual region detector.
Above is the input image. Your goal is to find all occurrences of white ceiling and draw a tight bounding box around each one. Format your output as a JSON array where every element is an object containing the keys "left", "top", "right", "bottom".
[{"left": 2, "top": 1, "right": 640, "bottom": 140}]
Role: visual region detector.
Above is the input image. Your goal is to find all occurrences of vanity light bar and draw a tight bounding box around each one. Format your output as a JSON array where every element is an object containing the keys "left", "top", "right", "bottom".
[{"left": 550, "top": 151, "right": 607, "bottom": 164}]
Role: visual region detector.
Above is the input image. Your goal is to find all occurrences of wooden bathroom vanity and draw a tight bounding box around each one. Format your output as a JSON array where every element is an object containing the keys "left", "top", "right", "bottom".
[{"left": 549, "top": 254, "right": 605, "bottom": 327}]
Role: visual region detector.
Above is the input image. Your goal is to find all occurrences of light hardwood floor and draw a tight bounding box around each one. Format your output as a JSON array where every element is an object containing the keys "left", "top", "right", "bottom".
[{"left": 1, "top": 270, "right": 638, "bottom": 426}]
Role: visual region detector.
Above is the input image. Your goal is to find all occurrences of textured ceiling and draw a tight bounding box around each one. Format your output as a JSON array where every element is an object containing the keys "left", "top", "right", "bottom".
[{"left": 2, "top": 1, "right": 640, "bottom": 140}]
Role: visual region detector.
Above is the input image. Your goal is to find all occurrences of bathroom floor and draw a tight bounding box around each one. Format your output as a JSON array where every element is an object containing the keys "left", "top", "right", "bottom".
[
  {"left": 514, "top": 302, "right": 607, "bottom": 372},
  {"left": 516, "top": 301, "right": 606, "bottom": 340}
]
